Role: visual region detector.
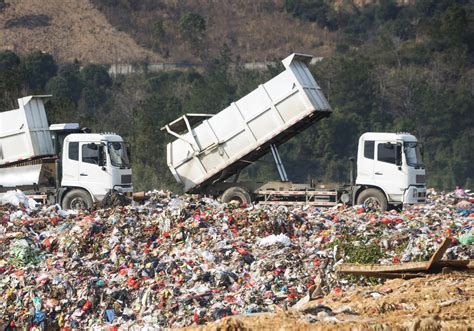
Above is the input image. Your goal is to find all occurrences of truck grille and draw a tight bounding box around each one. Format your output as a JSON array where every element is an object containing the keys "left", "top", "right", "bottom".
[
  {"left": 416, "top": 175, "right": 425, "bottom": 184},
  {"left": 121, "top": 174, "right": 132, "bottom": 184}
]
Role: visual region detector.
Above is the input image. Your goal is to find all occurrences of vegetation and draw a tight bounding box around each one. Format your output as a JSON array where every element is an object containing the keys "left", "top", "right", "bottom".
[
  {"left": 0, "top": 1, "right": 472, "bottom": 191},
  {"left": 178, "top": 12, "right": 206, "bottom": 54}
]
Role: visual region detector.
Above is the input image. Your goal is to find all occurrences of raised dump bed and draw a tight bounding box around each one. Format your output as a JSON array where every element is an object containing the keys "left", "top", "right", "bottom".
[
  {"left": 162, "top": 53, "right": 331, "bottom": 193},
  {"left": 0, "top": 95, "right": 54, "bottom": 166}
]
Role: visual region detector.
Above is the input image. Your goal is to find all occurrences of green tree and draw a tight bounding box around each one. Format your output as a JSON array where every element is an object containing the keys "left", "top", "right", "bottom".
[
  {"left": 184, "top": 46, "right": 236, "bottom": 114},
  {"left": 0, "top": 51, "right": 23, "bottom": 108},
  {"left": 439, "top": 5, "right": 472, "bottom": 50},
  {"left": 152, "top": 19, "right": 166, "bottom": 53},
  {"left": 179, "top": 12, "right": 206, "bottom": 54},
  {"left": 78, "top": 64, "right": 112, "bottom": 116},
  {"left": 131, "top": 94, "right": 183, "bottom": 191},
  {"left": 285, "top": 0, "right": 338, "bottom": 30},
  {"left": 23, "top": 50, "right": 57, "bottom": 90},
  {"left": 80, "top": 64, "right": 112, "bottom": 89},
  {"left": 59, "top": 62, "right": 84, "bottom": 102}
]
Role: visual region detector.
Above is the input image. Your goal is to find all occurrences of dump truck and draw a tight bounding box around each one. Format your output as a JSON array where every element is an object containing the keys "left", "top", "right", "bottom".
[
  {"left": 0, "top": 95, "right": 133, "bottom": 209},
  {"left": 162, "top": 53, "right": 426, "bottom": 211}
]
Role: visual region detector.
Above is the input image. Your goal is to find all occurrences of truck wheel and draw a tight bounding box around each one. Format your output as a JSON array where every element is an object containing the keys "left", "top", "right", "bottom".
[
  {"left": 62, "top": 189, "right": 93, "bottom": 210},
  {"left": 221, "top": 187, "right": 252, "bottom": 205},
  {"left": 356, "top": 188, "right": 388, "bottom": 212}
]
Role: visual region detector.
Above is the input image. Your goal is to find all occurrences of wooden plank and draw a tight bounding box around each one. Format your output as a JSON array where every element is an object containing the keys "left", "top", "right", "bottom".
[
  {"left": 339, "top": 271, "right": 426, "bottom": 279},
  {"left": 336, "top": 261, "right": 430, "bottom": 273},
  {"left": 436, "top": 260, "right": 470, "bottom": 268},
  {"left": 426, "top": 237, "right": 452, "bottom": 270},
  {"left": 337, "top": 259, "right": 472, "bottom": 276},
  {"left": 337, "top": 238, "right": 454, "bottom": 275}
]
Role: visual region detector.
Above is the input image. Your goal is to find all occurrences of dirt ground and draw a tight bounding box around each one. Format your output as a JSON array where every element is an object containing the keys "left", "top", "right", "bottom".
[
  {"left": 181, "top": 272, "right": 473, "bottom": 330},
  {"left": 0, "top": 0, "right": 160, "bottom": 64}
]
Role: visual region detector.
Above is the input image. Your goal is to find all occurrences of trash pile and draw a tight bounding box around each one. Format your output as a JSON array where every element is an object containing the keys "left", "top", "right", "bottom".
[{"left": 0, "top": 189, "right": 472, "bottom": 329}]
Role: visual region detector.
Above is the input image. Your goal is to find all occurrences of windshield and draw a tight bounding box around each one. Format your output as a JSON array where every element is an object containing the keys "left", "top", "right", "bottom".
[
  {"left": 404, "top": 142, "right": 423, "bottom": 166},
  {"left": 108, "top": 142, "right": 131, "bottom": 168}
]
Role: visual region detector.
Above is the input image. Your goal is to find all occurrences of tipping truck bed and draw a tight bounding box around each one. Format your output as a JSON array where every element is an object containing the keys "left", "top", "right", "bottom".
[
  {"left": 0, "top": 95, "right": 54, "bottom": 166},
  {"left": 162, "top": 53, "right": 331, "bottom": 193}
]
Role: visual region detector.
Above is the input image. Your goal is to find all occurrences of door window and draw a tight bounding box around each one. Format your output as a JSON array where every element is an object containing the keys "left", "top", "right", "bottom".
[
  {"left": 82, "top": 144, "right": 99, "bottom": 165},
  {"left": 377, "top": 143, "right": 396, "bottom": 164},
  {"left": 68, "top": 142, "right": 79, "bottom": 161},
  {"left": 364, "top": 141, "right": 375, "bottom": 159}
]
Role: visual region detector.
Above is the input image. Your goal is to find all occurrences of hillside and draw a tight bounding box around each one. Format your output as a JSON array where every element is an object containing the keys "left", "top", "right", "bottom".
[
  {"left": 0, "top": 0, "right": 472, "bottom": 191},
  {"left": 0, "top": 0, "right": 335, "bottom": 64},
  {"left": 90, "top": 0, "right": 336, "bottom": 64},
  {"left": 0, "top": 0, "right": 161, "bottom": 64}
]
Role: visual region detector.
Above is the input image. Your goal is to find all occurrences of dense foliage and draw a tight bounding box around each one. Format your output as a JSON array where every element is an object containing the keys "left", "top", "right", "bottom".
[{"left": 0, "top": 0, "right": 472, "bottom": 191}]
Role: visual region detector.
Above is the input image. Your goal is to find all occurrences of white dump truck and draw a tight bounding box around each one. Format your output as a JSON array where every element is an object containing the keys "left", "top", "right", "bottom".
[
  {"left": 0, "top": 95, "right": 133, "bottom": 209},
  {"left": 162, "top": 53, "right": 426, "bottom": 211}
]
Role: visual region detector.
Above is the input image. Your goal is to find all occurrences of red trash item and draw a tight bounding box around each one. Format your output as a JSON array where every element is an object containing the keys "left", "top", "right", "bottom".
[
  {"left": 82, "top": 300, "right": 92, "bottom": 311},
  {"left": 381, "top": 218, "right": 392, "bottom": 225},
  {"left": 127, "top": 277, "right": 138, "bottom": 289},
  {"left": 332, "top": 287, "right": 342, "bottom": 295},
  {"left": 193, "top": 310, "right": 199, "bottom": 324}
]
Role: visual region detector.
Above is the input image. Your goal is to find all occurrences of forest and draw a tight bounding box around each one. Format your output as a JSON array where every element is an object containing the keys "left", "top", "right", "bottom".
[{"left": 0, "top": 0, "right": 472, "bottom": 192}]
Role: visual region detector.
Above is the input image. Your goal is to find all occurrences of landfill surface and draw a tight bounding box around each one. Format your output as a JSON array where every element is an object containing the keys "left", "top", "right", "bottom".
[
  {"left": 182, "top": 272, "right": 473, "bottom": 330},
  {"left": 0, "top": 189, "right": 473, "bottom": 330}
]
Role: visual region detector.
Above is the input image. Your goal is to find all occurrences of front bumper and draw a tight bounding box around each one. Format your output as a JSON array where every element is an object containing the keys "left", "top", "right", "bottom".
[
  {"left": 113, "top": 185, "right": 133, "bottom": 194},
  {"left": 403, "top": 185, "right": 426, "bottom": 204}
]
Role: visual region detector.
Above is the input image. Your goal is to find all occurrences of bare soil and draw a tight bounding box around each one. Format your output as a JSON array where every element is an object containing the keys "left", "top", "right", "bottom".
[
  {"left": 181, "top": 272, "right": 473, "bottom": 330},
  {"left": 0, "top": 0, "right": 335, "bottom": 64},
  {"left": 0, "top": 0, "right": 161, "bottom": 64}
]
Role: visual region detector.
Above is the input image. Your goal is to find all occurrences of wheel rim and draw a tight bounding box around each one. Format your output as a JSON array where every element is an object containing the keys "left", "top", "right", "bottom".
[
  {"left": 70, "top": 197, "right": 87, "bottom": 210},
  {"left": 229, "top": 196, "right": 244, "bottom": 204},
  {"left": 364, "top": 197, "right": 381, "bottom": 211}
]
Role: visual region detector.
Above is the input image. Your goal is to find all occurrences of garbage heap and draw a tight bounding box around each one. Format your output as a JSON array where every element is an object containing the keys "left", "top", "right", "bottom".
[{"left": 0, "top": 189, "right": 472, "bottom": 329}]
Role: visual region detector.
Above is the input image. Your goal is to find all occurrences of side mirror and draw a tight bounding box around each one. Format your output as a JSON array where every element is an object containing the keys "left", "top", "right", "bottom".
[
  {"left": 395, "top": 144, "right": 402, "bottom": 166},
  {"left": 126, "top": 143, "right": 131, "bottom": 162},
  {"left": 98, "top": 145, "right": 106, "bottom": 167}
]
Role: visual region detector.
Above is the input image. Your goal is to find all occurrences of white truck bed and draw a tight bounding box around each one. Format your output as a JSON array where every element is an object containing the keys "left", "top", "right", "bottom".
[
  {"left": 0, "top": 96, "right": 54, "bottom": 166},
  {"left": 163, "top": 53, "right": 331, "bottom": 193}
]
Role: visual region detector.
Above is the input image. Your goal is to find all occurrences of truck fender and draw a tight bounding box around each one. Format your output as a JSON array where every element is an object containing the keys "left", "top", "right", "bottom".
[
  {"left": 57, "top": 186, "right": 95, "bottom": 206},
  {"left": 353, "top": 185, "right": 389, "bottom": 206},
  {"left": 221, "top": 186, "right": 253, "bottom": 205},
  {"left": 56, "top": 187, "right": 68, "bottom": 205}
]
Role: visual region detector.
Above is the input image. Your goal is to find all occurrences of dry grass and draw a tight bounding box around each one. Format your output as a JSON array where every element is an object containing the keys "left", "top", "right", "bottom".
[
  {"left": 0, "top": 0, "right": 161, "bottom": 64},
  {"left": 1, "top": 0, "right": 338, "bottom": 64}
]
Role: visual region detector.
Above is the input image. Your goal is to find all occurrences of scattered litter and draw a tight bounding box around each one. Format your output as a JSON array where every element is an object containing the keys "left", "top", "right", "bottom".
[
  {"left": 0, "top": 188, "right": 472, "bottom": 328},
  {"left": 258, "top": 234, "right": 292, "bottom": 247}
]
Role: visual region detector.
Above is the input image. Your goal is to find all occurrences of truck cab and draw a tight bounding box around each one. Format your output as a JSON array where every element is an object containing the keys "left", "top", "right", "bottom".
[
  {"left": 0, "top": 96, "right": 132, "bottom": 209},
  {"left": 355, "top": 132, "right": 426, "bottom": 209},
  {"left": 59, "top": 132, "right": 132, "bottom": 209}
]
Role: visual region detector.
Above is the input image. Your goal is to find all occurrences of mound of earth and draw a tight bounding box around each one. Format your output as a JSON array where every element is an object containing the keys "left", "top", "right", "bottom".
[
  {"left": 183, "top": 272, "right": 473, "bottom": 330},
  {"left": 0, "top": 0, "right": 161, "bottom": 64}
]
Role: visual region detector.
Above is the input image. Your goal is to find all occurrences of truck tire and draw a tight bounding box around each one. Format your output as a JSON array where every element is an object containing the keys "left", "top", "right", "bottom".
[
  {"left": 356, "top": 188, "right": 388, "bottom": 212},
  {"left": 61, "top": 189, "right": 93, "bottom": 210},
  {"left": 221, "top": 187, "right": 252, "bottom": 205}
]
